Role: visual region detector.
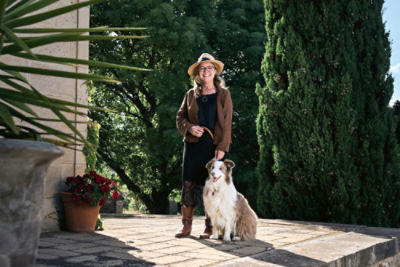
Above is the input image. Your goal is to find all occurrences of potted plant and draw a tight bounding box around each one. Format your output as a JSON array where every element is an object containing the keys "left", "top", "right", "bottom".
[
  {"left": 0, "top": 0, "right": 148, "bottom": 266},
  {"left": 61, "top": 170, "right": 120, "bottom": 232}
]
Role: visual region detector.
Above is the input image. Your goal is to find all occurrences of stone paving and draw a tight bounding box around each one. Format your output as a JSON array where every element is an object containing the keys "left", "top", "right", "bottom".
[{"left": 35, "top": 214, "right": 400, "bottom": 267}]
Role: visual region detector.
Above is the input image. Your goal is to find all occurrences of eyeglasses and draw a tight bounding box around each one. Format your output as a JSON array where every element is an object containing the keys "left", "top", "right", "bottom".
[{"left": 198, "top": 66, "right": 215, "bottom": 72}]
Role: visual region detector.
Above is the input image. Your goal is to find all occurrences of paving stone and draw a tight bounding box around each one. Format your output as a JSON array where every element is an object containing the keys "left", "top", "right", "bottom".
[
  {"left": 127, "top": 249, "right": 167, "bottom": 259},
  {"left": 149, "top": 255, "right": 189, "bottom": 265},
  {"left": 137, "top": 242, "right": 175, "bottom": 251},
  {"left": 78, "top": 246, "right": 117, "bottom": 254},
  {"left": 88, "top": 259, "right": 125, "bottom": 267},
  {"left": 35, "top": 253, "right": 59, "bottom": 260},
  {"left": 65, "top": 255, "right": 98, "bottom": 263},
  {"left": 56, "top": 242, "right": 98, "bottom": 250},
  {"left": 169, "top": 258, "right": 217, "bottom": 267},
  {"left": 230, "top": 246, "right": 269, "bottom": 256},
  {"left": 35, "top": 215, "right": 400, "bottom": 267},
  {"left": 156, "top": 245, "right": 197, "bottom": 254},
  {"left": 102, "top": 251, "right": 146, "bottom": 261},
  {"left": 37, "top": 248, "right": 80, "bottom": 257}
]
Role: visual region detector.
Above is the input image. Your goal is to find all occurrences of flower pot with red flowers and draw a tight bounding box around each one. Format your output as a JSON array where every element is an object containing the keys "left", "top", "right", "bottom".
[{"left": 61, "top": 170, "right": 120, "bottom": 232}]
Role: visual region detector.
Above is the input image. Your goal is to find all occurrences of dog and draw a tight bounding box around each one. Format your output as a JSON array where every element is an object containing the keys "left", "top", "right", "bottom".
[{"left": 203, "top": 159, "right": 257, "bottom": 241}]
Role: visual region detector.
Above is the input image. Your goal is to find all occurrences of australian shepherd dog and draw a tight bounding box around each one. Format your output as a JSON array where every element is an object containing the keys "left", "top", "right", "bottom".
[{"left": 203, "top": 159, "right": 257, "bottom": 241}]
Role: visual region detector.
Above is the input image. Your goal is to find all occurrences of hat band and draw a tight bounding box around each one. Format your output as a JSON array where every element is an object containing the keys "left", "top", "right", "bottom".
[{"left": 200, "top": 57, "right": 211, "bottom": 61}]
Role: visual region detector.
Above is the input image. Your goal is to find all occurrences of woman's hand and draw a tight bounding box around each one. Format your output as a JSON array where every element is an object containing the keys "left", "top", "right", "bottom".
[
  {"left": 215, "top": 150, "right": 225, "bottom": 160},
  {"left": 189, "top": 125, "right": 204, "bottom": 138}
]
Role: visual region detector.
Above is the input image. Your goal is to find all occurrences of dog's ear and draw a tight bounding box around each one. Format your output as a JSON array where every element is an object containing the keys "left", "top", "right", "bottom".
[
  {"left": 224, "top": 159, "right": 235, "bottom": 170},
  {"left": 205, "top": 159, "right": 215, "bottom": 171}
]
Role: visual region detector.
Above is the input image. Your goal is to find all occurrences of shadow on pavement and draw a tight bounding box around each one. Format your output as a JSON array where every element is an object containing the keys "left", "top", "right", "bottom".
[
  {"left": 36, "top": 231, "right": 154, "bottom": 267},
  {"left": 193, "top": 237, "right": 325, "bottom": 267}
]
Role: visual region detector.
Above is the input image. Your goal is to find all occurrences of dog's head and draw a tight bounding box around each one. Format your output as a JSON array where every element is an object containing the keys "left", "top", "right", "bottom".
[{"left": 205, "top": 159, "right": 235, "bottom": 185}]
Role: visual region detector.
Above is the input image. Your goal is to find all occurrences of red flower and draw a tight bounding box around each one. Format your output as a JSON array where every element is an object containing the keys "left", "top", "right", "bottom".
[
  {"left": 112, "top": 190, "right": 120, "bottom": 199},
  {"left": 99, "top": 197, "right": 106, "bottom": 206},
  {"left": 101, "top": 184, "right": 111, "bottom": 194},
  {"left": 86, "top": 184, "right": 93, "bottom": 193},
  {"left": 65, "top": 170, "right": 120, "bottom": 207}
]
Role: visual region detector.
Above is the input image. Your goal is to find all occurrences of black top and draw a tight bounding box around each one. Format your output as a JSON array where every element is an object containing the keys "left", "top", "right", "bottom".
[{"left": 197, "top": 93, "right": 217, "bottom": 131}]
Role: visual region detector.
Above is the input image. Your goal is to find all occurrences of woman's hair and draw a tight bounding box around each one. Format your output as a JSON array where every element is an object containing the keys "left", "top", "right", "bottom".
[{"left": 193, "top": 66, "right": 227, "bottom": 96}]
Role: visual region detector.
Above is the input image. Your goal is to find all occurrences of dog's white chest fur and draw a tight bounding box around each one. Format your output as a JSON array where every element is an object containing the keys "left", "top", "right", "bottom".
[{"left": 203, "top": 159, "right": 257, "bottom": 241}]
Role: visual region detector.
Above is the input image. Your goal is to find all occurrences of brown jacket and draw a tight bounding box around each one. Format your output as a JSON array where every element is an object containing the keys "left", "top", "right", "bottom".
[{"left": 176, "top": 88, "right": 233, "bottom": 152}]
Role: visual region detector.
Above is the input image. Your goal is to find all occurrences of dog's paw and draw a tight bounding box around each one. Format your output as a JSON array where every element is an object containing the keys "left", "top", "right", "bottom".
[
  {"left": 210, "top": 234, "right": 219, "bottom": 240},
  {"left": 232, "top": 236, "right": 241, "bottom": 241},
  {"left": 223, "top": 235, "right": 231, "bottom": 242}
]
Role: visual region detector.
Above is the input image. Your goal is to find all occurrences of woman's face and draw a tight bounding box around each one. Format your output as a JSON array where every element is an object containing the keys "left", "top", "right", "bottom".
[{"left": 198, "top": 62, "right": 216, "bottom": 83}]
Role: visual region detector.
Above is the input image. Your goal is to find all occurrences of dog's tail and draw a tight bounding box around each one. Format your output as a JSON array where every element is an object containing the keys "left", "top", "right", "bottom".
[{"left": 236, "top": 193, "right": 258, "bottom": 241}]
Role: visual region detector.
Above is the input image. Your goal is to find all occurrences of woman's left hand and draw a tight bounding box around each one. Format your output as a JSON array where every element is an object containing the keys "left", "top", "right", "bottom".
[{"left": 215, "top": 150, "right": 225, "bottom": 160}]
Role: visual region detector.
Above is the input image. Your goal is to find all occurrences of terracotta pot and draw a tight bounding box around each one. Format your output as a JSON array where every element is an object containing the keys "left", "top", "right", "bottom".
[
  {"left": 61, "top": 192, "right": 101, "bottom": 233},
  {"left": 0, "top": 139, "right": 63, "bottom": 267}
]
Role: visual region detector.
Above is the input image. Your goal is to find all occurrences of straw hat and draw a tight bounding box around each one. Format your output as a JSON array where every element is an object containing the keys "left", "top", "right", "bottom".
[{"left": 187, "top": 53, "right": 224, "bottom": 77}]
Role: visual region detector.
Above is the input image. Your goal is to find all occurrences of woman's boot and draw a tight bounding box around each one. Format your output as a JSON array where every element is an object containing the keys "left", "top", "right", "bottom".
[
  {"left": 199, "top": 216, "right": 212, "bottom": 239},
  {"left": 175, "top": 205, "right": 194, "bottom": 238}
]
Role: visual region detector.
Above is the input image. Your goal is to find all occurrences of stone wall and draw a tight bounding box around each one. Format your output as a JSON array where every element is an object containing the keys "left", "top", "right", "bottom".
[
  {"left": 5, "top": 0, "right": 90, "bottom": 231},
  {"left": 42, "top": 0, "right": 89, "bottom": 232}
]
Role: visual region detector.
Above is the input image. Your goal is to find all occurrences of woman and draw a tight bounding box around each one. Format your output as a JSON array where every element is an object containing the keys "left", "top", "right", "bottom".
[{"left": 175, "top": 53, "right": 233, "bottom": 238}]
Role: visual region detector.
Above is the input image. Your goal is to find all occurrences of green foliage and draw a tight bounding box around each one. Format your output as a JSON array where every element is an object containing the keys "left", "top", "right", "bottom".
[
  {"left": 83, "top": 120, "right": 101, "bottom": 172},
  {"left": 0, "top": 0, "right": 147, "bottom": 146},
  {"left": 393, "top": 101, "right": 400, "bottom": 144},
  {"left": 211, "top": 0, "right": 266, "bottom": 209},
  {"left": 89, "top": 0, "right": 265, "bottom": 214},
  {"left": 89, "top": 0, "right": 212, "bottom": 213},
  {"left": 257, "top": 0, "right": 400, "bottom": 226},
  {"left": 95, "top": 214, "right": 104, "bottom": 231}
]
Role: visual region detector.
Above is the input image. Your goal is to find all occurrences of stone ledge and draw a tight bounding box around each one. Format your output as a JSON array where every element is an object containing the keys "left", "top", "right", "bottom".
[{"left": 217, "top": 232, "right": 399, "bottom": 267}]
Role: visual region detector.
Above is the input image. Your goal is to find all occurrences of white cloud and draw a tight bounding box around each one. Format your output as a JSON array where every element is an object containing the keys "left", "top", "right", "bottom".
[{"left": 390, "top": 63, "right": 400, "bottom": 74}]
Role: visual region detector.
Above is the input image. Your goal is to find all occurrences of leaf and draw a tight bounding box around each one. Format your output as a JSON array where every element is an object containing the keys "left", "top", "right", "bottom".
[
  {"left": 2, "top": 33, "right": 148, "bottom": 55},
  {"left": 5, "top": 98, "right": 37, "bottom": 116},
  {"left": 14, "top": 52, "right": 152, "bottom": 72},
  {"left": 1, "top": 25, "right": 36, "bottom": 57},
  {"left": 5, "top": 0, "right": 58, "bottom": 21},
  {"left": 0, "top": 102, "right": 19, "bottom": 134},
  {"left": 0, "top": 63, "right": 120, "bottom": 83},
  {"left": 13, "top": 27, "right": 147, "bottom": 33},
  {"left": 5, "top": 0, "right": 101, "bottom": 28}
]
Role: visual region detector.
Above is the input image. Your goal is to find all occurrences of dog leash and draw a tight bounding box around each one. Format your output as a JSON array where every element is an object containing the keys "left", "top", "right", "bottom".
[{"left": 202, "top": 127, "right": 214, "bottom": 140}]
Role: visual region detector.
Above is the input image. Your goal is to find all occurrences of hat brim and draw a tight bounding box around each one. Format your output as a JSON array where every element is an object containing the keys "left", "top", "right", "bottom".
[{"left": 187, "top": 60, "right": 224, "bottom": 77}]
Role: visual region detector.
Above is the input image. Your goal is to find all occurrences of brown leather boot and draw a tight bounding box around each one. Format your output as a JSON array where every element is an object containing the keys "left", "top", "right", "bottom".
[
  {"left": 175, "top": 205, "right": 194, "bottom": 238},
  {"left": 199, "top": 216, "right": 212, "bottom": 239}
]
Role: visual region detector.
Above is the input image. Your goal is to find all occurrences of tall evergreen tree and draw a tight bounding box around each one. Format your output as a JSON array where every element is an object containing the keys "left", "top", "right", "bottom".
[
  {"left": 257, "top": 1, "right": 400, "bottom": 226},
  {"left": 393, "top": 100, "right": 400, "bottom": 144}
]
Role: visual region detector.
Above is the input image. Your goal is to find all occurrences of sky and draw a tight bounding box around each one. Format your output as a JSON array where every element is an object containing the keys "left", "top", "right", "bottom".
[{"left": 383, "top": 0, "right": 400, "bottom": 106}]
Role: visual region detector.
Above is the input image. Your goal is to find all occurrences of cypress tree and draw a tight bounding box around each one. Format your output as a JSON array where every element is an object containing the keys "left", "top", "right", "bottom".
[{"left": 257, "top": 1, "right": 400, "bottom": 226}]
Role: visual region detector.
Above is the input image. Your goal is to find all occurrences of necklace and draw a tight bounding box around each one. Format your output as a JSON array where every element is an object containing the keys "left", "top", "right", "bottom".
[{"left": 201, "top": 95, "right": 208, "bottom": 103}]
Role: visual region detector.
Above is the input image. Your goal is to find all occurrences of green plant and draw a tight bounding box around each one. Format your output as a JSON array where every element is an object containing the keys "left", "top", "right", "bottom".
[
  {"left": 0, "top": 0, "right": 149, "bottom": 146},
  {"left": 65, "top": 170, "right": 119, "bottom": 206},
  {"left": 83, "top": 120, "right": 101, "bottom": 172}
]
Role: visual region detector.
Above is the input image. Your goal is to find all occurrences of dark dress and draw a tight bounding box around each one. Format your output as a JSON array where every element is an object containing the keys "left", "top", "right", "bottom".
[{"left": 181, "top": 93, "right": 217, "bottom": 207}]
